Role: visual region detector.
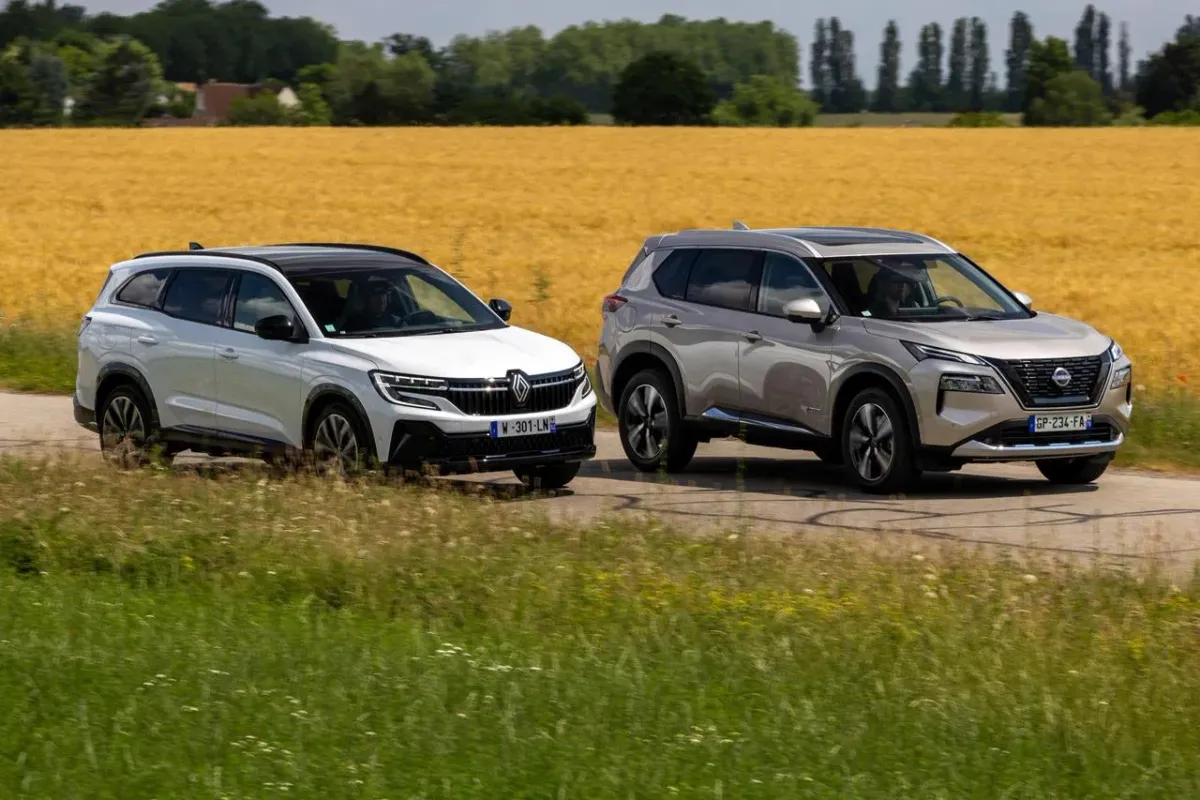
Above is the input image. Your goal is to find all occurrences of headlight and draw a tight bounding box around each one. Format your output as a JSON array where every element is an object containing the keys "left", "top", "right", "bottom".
[
  {"left": 939, "top": 374, "right": 1004, "bottom": 394},
  {"left": 1110, "top": 364, "right": 1132, "bottom": 389},
  {"left": 572, "top": 361, "right": 593, "bottom": 397},
  {"left": 370, "top": 371, "right": 447, "bottom": 409},
  {"left": 902, "top": 341, "right": 985, "bottom": 366},
  {"left": 1108, "top": 340, "right": 1124, "bottom": 362}
]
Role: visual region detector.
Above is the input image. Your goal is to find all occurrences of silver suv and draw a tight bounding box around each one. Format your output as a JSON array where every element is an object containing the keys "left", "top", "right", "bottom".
[{"left": 595, "top": 224, "right": 1133, "bottom": 494}]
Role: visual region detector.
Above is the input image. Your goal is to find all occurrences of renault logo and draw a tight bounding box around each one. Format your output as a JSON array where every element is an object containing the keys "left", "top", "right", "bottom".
[
  {"left": 1051, "top": 367, "right": 1072, "bottom": 388},
  {"left": 509, "top": 370, "right": 531, "bottom": 406}
]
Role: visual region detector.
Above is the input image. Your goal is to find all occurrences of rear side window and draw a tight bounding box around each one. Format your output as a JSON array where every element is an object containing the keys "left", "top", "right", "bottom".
[
  {"left": 115, "top": 268, "right": 170, "bottom": 308},
  {"left": 162, "top": 269, "right": 232, "bottom": 326},
  {"left": 685, "top": 248, "right": 761, "bottom": 311},
  {"left": 652, "top": 249, "right": 697, "bottom": 300}
]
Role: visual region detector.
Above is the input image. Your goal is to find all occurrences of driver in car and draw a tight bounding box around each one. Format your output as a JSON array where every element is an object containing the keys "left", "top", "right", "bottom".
[{"left": 342, "top": 279, "right": 408, "bottom": 331}]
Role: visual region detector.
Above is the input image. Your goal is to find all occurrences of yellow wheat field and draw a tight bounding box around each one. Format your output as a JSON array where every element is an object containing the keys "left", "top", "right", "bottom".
[{"left": 1, "top": 127, "right": 1198, "bottom": 390}]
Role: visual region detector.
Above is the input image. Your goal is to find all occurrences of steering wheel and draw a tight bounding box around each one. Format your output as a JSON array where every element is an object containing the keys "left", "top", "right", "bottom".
[{"left": 934, "top": 295, "right": 966, "bottom": 308}]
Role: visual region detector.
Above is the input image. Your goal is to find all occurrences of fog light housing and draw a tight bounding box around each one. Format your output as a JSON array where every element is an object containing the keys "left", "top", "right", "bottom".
[
  {"left": 1110, "top": 365, "right": 1131, "bottom": 390},
  {"left": 939, "top": 374, "right": 1004, "bottom": 394}
]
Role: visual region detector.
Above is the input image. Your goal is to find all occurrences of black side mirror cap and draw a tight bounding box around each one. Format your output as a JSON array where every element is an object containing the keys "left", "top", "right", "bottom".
[
  {"left": 489, "top": 298, "right": 512, "bottom": 322},
  {"left": 254, "top": 314, "right": 306, "bottom": 342}
]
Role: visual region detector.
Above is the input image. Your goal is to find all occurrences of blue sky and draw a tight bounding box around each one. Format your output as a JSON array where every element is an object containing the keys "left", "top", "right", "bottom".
[{"left": 89, "top": 0, "right": 1189, "bottom": 88}]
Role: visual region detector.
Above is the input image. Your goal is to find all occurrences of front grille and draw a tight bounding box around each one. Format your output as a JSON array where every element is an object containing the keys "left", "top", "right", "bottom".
[
  {"left": 985, "top": 353, "right": 1110, "bottom": 408},
  {"left": 443, "top": 368, "right": 582, "bottom": 416},
  {"left": 984, "top": 420, "right": 1117, "bottom": 448}
]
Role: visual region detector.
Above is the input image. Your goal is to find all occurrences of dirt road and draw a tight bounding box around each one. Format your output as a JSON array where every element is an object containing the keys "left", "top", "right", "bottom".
[{"left": 4, "top": 391, "right": 1199, "bottom": 569}]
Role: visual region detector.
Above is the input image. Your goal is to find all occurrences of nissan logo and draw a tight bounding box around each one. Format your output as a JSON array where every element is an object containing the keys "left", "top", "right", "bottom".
[
  {"left": 509, "top": 370, "right": 531, "bottom": 406},
  {"left": 1051, "top": 367, "right": 1072, "bottom": 388}
]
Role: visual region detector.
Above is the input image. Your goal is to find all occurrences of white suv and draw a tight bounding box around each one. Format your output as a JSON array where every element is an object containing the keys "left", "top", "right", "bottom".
[{"left": 73, "top": 242, "right": 597, "bottom": 489}]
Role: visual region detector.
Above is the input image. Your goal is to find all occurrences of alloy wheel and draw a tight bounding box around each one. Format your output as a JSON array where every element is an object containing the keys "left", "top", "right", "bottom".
[
  {"left": 100, "top": 394, "right": 148, "bottom": 467},
  {"left": 623, "top": 383, "right": 670, "bottom": 461},
  {"left": 313, "top": 413, "right": 361, "bottom": 474},
  {"left": 847, "top": 402, "right": 895, "bottom": 483}
]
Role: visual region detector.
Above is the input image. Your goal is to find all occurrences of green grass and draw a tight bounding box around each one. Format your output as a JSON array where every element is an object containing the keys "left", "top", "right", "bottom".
[
  {"left": 813, "top": 112, "right": 1023, "bottom": 127},
  {"left": 2, "top": 456, "right": 1200, "bottom": 797},
  {"left": 0, "top": 325, "right": 76, "bottom": 394}
]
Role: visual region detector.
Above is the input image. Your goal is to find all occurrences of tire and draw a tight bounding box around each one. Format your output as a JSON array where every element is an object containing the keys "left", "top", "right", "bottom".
[
  {"left": 97, "top": 383, "right": 162, "bottom": 468},
  {"left": 617, "top": 369, "right": 697, "bottom": 473},
  {"left": 514, "top": 461, "right": 581, "bottom": 491},
  {"left": 840, "top": 387, "right": 920, "bottom": 494},
  {"left": 307, "top": 402, "right": 374, "bottom": 476},
  {"left": 1036, "top": 454, "right": 1111, "bottom": 485}
]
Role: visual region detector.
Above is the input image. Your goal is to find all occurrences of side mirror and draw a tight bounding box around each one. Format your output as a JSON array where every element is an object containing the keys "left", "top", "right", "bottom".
[
  {"left": 489, "top": 298, "right": 512, "bottom": 322},
  {"left": 1013, "top": 291, "right": 1033, "bottom": 309},
  {"left": 254, "top": 314, "right": 303, "bottom": 342},
  {"left": 783, "top": 296, "right": 828, "bottom": 324}
]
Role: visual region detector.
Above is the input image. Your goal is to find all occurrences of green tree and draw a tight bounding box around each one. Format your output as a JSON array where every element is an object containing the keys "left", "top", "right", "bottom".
[
  {"left": 713, "top": 74, "right": 818, "bottom": 126},
  {"left": 873, "top": 20, "right": 901, "bottom": 112},
  {"left": 1074, "top": 4, "right": 1097, "bottom": 78},
  {"left": 1023, "top": 35, "right": 1073, "bottom": 122},
  {"left": 74, "top": 35, "right": 162, "bottom": 124},
  {"left": 810, "top": 19, "right": 828, "bottom": 108},
  {"left": 945, "top": 18, "right": 968, "bottom": 111},
  {"left": 0, "top": 53, "right": 35, "bottom": 125},
  {"left": 1096, "top": 13, "right": 1113, "bottom": 96},
  {"left": 611, "top": 50, "right": 715, "bottom": 125},
  {"left": 1004, "top": 12, "right": 1034, "bottom": 112},
  {"left": 294, "top": 81, "right": 330, "bottom": 124},
  {"left": 967, "top": 17, "right": 989, "bottom": 111},
  {"left": 1118, "top": 22, "right": 1132, "bottom": 93},
  {"left": 1026, "top": 69, "right": 1112, "bottom": 126},
  {"left": 906, "top": 22, "right": 943, "bottom": 112},
  {"left": 1135, "top": 32, "right": 1200, "bottom": 117},
  {"left": 225, "top": 89, "right": 287, "bottom": 124}
]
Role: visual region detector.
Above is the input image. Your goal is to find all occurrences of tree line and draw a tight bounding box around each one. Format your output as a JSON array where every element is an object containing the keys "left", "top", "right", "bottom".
[{"left": 0, "top": 0, "right": 1198, "bottom": 128}]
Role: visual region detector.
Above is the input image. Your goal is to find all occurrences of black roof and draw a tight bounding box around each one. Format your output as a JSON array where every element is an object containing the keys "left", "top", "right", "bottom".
[{"left": 133, "top": 243, "right": 432, "bottom": 275}]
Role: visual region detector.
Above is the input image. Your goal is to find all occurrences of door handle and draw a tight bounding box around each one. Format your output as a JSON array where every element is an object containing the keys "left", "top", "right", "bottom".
[
  {"left": 136, "top": 335, "right": 158, "bottom": 346},
  {"left": 662, "top": 315, "right": 682, "bottom": 328},
  {"left": 219, "top": 348, "right": 239, "bottom": 360},
  {"left": 744, "top": 331, "right": 763, "bottom": 343}
]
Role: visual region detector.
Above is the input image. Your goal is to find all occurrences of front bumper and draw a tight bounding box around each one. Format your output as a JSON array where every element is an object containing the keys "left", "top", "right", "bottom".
[
  {"left": 909, "top": 356, "right": 1133, "bottom": 463},
  {"left": 386, "top": 409, "right": 597, "bottom": 473}
]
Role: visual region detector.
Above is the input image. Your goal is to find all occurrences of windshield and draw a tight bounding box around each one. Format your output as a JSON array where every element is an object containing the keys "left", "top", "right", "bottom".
[
  {"left": 288, "top": 266, "right": 505, "bottom": 338},
  {"left": 819, "top": 254, "right": 1030, "bottom": 322}
]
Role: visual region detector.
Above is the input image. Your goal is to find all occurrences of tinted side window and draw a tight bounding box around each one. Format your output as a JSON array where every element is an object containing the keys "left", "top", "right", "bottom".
[
  {"left": 162, "top": 269, "right": 232, "bottom": 326},
  {"left": 115, "top": 269, "right": 170, "bottom": 308},
  {"left": 685, "top": 249, "right": 761, "bottom": 311},
  {"left": 233, "top": 272, "right": 295, "bottom": 332},
  {"left": 758, "top": 253, "right": 822, "bottom": 317},
  {"left": 652, "top": 250, "right": 696, "bottom": 300}
]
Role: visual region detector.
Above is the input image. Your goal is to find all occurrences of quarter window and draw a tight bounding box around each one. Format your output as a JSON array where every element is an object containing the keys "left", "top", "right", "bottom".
[
  {"left": 233, "top": 272, "right": 295, "bottom": 332},
  {"left": 757, "top": 253, "right": 822, "bottom": 317},
  {"left": 652, "top": 249, "right": 696, "bottom": 300},
  {"left": 115, "top": 268, "right": 170, "bottom": 308},
  {"left": 162, "top": 269, "right": 232, "bottom": 326},
  {"left": 684, "top": 248, "right": 761, "bottom": 311}
]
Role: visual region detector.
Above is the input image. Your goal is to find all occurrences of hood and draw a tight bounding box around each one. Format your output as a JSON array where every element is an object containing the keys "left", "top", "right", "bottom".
[
  {"left": 861, "top": 313, "right": 1112, "bottom": 361},
  {"left": 325, "top": 325, "right": 581, "bottom": 379}
]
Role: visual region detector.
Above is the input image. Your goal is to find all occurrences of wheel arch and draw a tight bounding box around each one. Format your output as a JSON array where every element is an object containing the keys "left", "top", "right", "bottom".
[
  {"left": 96, "top": 363, "right": 160, "bottom": 426},
  {"left": 609, "top": 341, "right": 687, "bottom": 418},
  {"left": 302, "top": 384, "right": 376, "bottom": 451},
  {"left": 830, "top": 363, "right": 922, "bottom": 446}
]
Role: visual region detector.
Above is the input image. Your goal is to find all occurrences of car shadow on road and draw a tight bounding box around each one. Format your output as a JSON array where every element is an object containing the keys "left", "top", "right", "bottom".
[{"left": 577, "top": 453, "right": 1100, "bottom": 503}]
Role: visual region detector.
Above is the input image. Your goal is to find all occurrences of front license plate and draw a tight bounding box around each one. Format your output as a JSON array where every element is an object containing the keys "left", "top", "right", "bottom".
[
  {"left": 1028, "top": 413, "right": 1093, "bottom": 433},
  {"left": 490, "top": 416, "right": 557, "bottom": 438}
]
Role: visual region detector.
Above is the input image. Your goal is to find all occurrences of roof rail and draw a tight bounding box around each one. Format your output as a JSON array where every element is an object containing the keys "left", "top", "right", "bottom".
[
  {"left": 132, "top": 249, "right": 284, "bottom": 271},
  {"left": 269, "top": 242, "right": 431, "bottom": 265}
]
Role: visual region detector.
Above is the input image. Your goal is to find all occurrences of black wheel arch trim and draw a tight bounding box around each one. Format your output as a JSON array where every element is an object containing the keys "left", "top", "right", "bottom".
[
  {"left": 610, "top": 340, "right": 688, "bottom": 418},
  {"left": 302, "top": 384, "right": 376, "bottom": 451},
  {"left": 833, "top": 363, "right": 922, "bottom": 443},
  {"left": 96, "top": 363, "right": 161, "bottom": 425}
]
